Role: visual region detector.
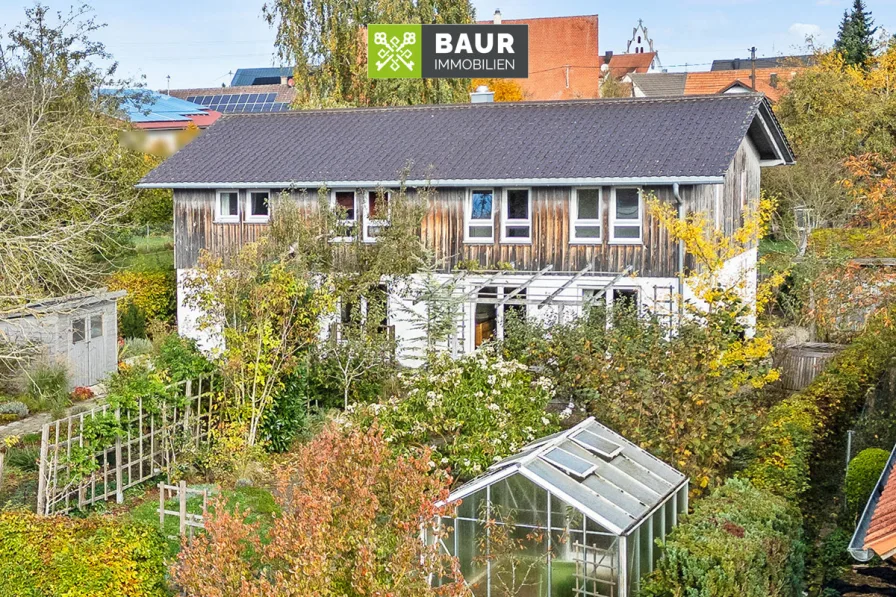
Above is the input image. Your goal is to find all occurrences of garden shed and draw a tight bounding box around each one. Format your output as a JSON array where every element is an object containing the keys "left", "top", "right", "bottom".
[
  {"left": 433, "top": 417, "right": 688, "bottom": 597},
  {"left": 0, "top": 290, "right": 125, "bottom": 388}
]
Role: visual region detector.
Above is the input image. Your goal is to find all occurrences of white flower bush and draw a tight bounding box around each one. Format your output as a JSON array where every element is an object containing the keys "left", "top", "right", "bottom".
[{"left": 351, "top": 349, "right": 558, "bottom": 479}]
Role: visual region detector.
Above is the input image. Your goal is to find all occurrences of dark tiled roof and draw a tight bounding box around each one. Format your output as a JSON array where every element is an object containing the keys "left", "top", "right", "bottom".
[
  {"left": 627, "top": 73, "right": 687, "bottom": 97},
  {"left": 140, "top": 95, "right": 777, "bottom": 186},
  {"left": 711, "top": 55, "right": 815, "bottom": 71},
  {"left": 231, "top": 67, "right": 295, "bottom": 86}
]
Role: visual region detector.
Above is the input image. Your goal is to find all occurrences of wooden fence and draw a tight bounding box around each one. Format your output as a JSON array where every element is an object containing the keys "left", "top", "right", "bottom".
[
  {"left": 159, "top": 480, "right": 208, "bottom": 541},
  {"left": 777, "top": 342, "right": 846, "bottom": 393},
  {"left": 36, "top": 376, "right": 220, "bottom": 516}
]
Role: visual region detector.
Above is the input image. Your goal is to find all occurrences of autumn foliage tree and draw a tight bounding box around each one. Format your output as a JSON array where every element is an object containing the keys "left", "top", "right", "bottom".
[{"left": 173, "top": 422, "right": 465, "bottom": 596}]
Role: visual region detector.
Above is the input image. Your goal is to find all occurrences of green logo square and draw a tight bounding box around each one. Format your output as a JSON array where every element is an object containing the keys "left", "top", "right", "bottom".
[{"left": 368, "top": 24, "right": 422, "bottom": 79}]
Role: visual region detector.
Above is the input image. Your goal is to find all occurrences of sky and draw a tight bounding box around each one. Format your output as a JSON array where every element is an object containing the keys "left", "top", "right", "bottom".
[{"left": 2, "top": 0, "right": 896, "bottom": 90}]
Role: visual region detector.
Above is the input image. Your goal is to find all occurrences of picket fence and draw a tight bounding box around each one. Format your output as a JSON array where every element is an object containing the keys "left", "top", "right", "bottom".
[{"left": 36, "top": 375, "right": 220, "bottom": 515}]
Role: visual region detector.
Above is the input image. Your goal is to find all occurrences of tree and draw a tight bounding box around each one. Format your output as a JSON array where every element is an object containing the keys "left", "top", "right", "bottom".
[
  {"left": 183, "top": 239, "right": 332, "bottom": 450},
  {"left": 173, "top": 422, "right": 465, "bottom": 597},
  {"left": 470, "top": 78, "right": 525, "bottom": 101},
  {"left": 600, "top": 74, "right": 631, "bottom": 98},
  {"left": 0, "top": 5, "right": 146, "bottom": 307},
  {"left": 262, "top": 0, "right": 475, "bottom": 107},
  {"left": 835, "top": 0, "right": 877, "bottom": 67}
]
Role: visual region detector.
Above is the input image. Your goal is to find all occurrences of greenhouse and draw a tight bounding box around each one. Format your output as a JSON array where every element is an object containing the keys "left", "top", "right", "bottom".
[{"left": 434, "top": 418, "right": 688, "bottom": 597}]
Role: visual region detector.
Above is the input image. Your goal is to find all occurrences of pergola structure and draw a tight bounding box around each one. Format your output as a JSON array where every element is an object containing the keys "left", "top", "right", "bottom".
[{"left": 431, "top": 418, "right": 689, "bottom": 597}]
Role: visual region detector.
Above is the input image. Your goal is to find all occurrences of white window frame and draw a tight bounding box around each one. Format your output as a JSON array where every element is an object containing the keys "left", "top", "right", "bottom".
[
  {"left": 501, "top": 187, "right": 532, "bottom": 243},
  {"left": 245, "top": 189, "right": 271, "bottom": 223},
  {"left": 331, "top": 189, "right": 359, "bottom": 242},
  {"left": 215, "top": 189, "right": 240, "bottom": 223},
  {"left": 609, "top": 187, "right": 643, "bottom": 244},
  {"left": 581, "top": 286, "right": 642, "bottom": 325},
  {"left": 465, "top": 188, "right": 496, "bottom": 244},
  {"left": 570, "top": 187, "right": 603, "bottom": 244},
  {"left": 362, "top": 189, "right": 392, "bottom": 243}
]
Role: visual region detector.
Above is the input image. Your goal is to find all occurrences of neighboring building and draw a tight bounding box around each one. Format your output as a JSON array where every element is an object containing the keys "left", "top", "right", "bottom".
[
  {"left": 137, "top": 94, "right": 795, "bottom": 365},
  {"left": 230, "top": 67, "right": 295, "bottom": 87},
  {"left": 434, "top": 417, "right": 688, "bottom": 596},
  {"left": 602, "top": 51, "right": 658, "bottom": 79},
  {"left": 167, "top": 84, "right": 296, "bottom": 114},
  {"left": 626, "top": 19, "right": 660, "bottom": 66},
  {"left": 480, "top": 12, "right": 602, "bottom": 100},
  {"left": 850, "top": 443, "right": 896, "bottom": 561},
  {"left": 0, "top": 290, "right": 124, "bottom": 388},
  {"left": 625, "top": 67, "right": 803, "bottom": 103},
  {"left": 711, "top": 54, "right": 815, "bottom": 71},
  {"left": 113, "top": 90, "right": 221, "bottom": 154}
]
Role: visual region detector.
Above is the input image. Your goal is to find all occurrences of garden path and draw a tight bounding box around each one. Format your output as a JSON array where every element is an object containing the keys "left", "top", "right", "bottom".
[{"left": 0, "top": 386, "right": 106, "bottom": 439}]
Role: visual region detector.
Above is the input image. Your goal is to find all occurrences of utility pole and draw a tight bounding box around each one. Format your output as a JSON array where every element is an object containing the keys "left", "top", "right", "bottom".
[{"left": 749, "top": 46, "right": 757, "bottom": 91}]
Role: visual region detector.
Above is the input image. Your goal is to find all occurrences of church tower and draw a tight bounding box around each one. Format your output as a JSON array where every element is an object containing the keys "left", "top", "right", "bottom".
[{"left": 626, "top": 19, "right": 660, "bottom": 67}]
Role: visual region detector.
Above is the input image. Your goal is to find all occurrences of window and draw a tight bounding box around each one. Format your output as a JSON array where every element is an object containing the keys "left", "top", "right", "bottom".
[
  {"left": 246, "top": 190, "right": 270, "bottom": 223},
  {"left": 215, "top": 190, "right": 239, "bottom": 222},
  {"left": 466, "top": 189, "right": 495, "bottom": 242},
  {"left": 72, "top": 318, "right": 85, "bottom": 344},
  {"left": 332, "top": 190, "right": 358, "bottom": 240},
  {"left": 364, "top": 190, "right": 391, "bottom": 241},
  {"left": 610, "top": 187, "right": 642, "bottom": 243},
  {"left": 502, "top": 286, "right": 527, "bottom": 321},
  {"left": 571, "top": 188, "right": 602, "bottom": 242},
  {"left": 502, "top": 189, "right": 531, "bottom": 242},
  {"left": 90, "top": 314, "right": 103, "bottom": 338},
  {"left": 583, "top": 287, "right": 640, "bottom": 325},
  {"left": 475, "top": 287, "right": 498, "bottom": 347}
]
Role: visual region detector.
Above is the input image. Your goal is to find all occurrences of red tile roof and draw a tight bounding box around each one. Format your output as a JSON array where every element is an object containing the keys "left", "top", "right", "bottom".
[
  {"left": 602, "top": 52, "right": 656, "bottom": 79},
  {"left": 865, "top": 466, "right": 896, "bottom": 558},
  {"left": 478, "top": 15, "right": 601, "bottom": 101},
  {"left": 683, "top": 68, "right": 803, "bottom": 103}
]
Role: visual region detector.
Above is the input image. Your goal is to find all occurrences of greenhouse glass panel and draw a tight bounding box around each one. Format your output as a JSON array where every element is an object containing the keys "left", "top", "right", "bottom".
[
  {"left": 457, "top": 485, "right": 487, "bottom": 519},
  {"left": 639, "top": 519, "right": 652, "bottom": 577},
  {"left": 490, "top": 474, "right": 549, "bottom": 528}
]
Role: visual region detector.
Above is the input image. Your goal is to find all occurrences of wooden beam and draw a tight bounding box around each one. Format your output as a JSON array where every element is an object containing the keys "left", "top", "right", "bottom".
[
  {"left": 498, "top": 265, "right": 553, "bottom": 307},
  {"left": 538, "top": 264, "right": 593, "bottom": 308},
  {"left": 582, "top": 266, "right": 634, "bottom": 308}
]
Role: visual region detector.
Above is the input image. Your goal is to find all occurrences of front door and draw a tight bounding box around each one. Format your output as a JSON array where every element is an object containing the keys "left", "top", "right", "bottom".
[{"left": 69, "top": 311, "right": 105, "bottom": 387}]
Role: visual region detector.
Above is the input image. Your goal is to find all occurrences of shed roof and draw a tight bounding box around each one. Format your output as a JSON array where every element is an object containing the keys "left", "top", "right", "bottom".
[
  {"left": 138, "top": 94, "right": 794, "bottom": 189},
  {"left": 447, "top": 417, "right": 688, "bottom": 536},
  {"left": 1, "top": 290, "right": 126, "bottom": 321}
]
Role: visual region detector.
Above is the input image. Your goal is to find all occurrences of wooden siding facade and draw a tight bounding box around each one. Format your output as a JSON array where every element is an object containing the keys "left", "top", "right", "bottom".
[{"left": 174, "top": 137, "right": 761, "bottom": 278}]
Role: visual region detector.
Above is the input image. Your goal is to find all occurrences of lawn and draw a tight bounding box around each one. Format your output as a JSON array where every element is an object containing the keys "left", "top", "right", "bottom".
[
  {"left": 116, "top": 233, "right": 174, "bottom": 273},
  {"left": 127, "top": 483, "right": 279, "bottom": 556}
]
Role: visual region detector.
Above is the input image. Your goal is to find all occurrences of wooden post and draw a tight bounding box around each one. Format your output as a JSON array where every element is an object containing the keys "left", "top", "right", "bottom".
[
  {"left": 0, "top": 448, "right": 6, "bottom": 494},
  {"left": 179, "top": 480, "right": 187, "bottom": 536},
  {"left": 159, "top": 482, "right": 165, "bottom": 529},
  {"left": 36, "top": 423, "right": 50, "bottom": 515},
  {"left": 115, "top": 407, "right": 123, "bottom": 503}
]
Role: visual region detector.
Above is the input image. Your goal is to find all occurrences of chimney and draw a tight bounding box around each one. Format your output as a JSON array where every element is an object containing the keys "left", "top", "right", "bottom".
[
  {"left": 769, "top": 72, "right": 778, "bottom": 88},
  {"left": 604, "top": 50, "right": 614, "bottom": 64},
  {"left": 470, "top": 85, "right": 495, "bottom": 103},
  {"left": 493, "top": 9, "right": 502, "bottom": 24},
  {"left": 280, "top": 76, "right": 288, "bottom": 85}
]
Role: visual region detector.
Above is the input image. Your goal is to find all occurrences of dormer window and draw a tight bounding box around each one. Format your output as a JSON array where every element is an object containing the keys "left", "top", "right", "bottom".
[
  {"left": 465, "top": 189, "right": 495, "bottom": 243},
  {"left": 246, "top": 190, "right": 270, "bottom": 223}
]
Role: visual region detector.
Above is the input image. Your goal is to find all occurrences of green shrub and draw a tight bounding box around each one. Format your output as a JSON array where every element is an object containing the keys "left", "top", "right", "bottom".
[
  {"left": 120, "top": 302, "right": 148, "bottom": 339},
  {"left": 123, "top": 337, "right": 154, "bottom": 358},
  {"left": 107, "top": 270, "right": 176, "bottom": 325},
  {"left": 845, "top": 448, "right": 890, "bottom": 521},
  {"left": 21, "top": 362, "right": 70, "bottom": 419},
  {"left": 348, "top": 350, "right": 558, "bottom": 479},
  {"left": 0, "top": 510, "right": 168, "bottom": 596},
  {"left": 642, "top": 478, "right": 805, "bottom": 597},
  {"left": 0, "top": 400, "right": 29, "bottom": 419},
  {"left": 153, "top": 333, "right": 215, "bottom": 384},
  {"left": 262, "top": 368, "right": 309, "bottom": 453},
  {"left": 742, "top": 310, "right": 896, "bottom": 499},
  {"left": 4, "top": 444, "right": 39, "bottom": 471}
]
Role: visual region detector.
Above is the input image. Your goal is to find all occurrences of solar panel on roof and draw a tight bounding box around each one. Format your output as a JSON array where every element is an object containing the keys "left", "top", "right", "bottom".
[{"left": 541, "top": 447, "right": 596, "bottom": 478}]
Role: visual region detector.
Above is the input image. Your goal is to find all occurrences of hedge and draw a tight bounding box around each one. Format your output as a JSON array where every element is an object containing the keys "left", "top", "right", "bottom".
[
  {"left": 107, "top": 270, "right": 176, "bottom": 324},
  {"left": 642, "top": 478, "right": 805, "bottom": 597},
  {"left": 0, "top": 510, "right": 169, "bottom": 597},
  {"left": 742, "top": 310, "right": 896, "bottom": 499},
  {"left": 845, "top": 448, "right": 890, "bottom": 521}
]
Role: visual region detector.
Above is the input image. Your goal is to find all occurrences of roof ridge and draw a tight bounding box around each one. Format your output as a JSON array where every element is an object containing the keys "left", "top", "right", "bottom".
[{"left": 215, "top": 93, "right": 764, "bottom": 120}]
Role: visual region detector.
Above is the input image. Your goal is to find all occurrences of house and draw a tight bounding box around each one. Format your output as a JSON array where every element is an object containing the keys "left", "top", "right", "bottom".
[
  {"left": 0, "top": 290, "right": 124, "bottom": 388},
  {"left": 850, "top": 443, "right": 896, "bottom": 561},
  {"left": 433, "top": 417, "right": 688, "bottom": 596},
  {"left": 167, "top": 84, "right": 296, "bottom": 114},
  {"left": 625, "top": 68, "right": 804, "bottom": 103},
  {"left": 137, "top": 94, "right": 795, "bottom": 364},
  {"left": 480, "top": 12, "right": 602, "bottom": 100},
  {"left": 112, "top": 90, "right": 221, "bottom": 154}
]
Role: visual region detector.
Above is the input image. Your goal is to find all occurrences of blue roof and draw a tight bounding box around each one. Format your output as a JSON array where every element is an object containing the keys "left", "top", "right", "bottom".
[
  {"left": 230, "top": 67, "right": 294, "bottom": 86},
  {"left": 110, "top": 89, "right": 209, "bottom": 123}
]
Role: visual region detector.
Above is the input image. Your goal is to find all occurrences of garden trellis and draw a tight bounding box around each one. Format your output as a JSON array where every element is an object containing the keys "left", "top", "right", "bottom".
[{"left": 36, "top": 376, "right": 221, "bottom": 515}]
